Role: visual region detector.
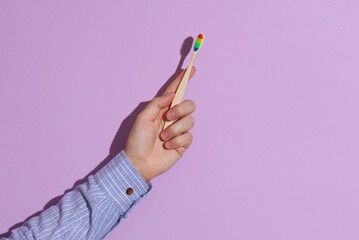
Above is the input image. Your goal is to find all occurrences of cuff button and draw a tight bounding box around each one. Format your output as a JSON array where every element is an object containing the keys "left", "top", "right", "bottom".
[{"left": 126, "top": 188, "right": 134, "bottom": 195}]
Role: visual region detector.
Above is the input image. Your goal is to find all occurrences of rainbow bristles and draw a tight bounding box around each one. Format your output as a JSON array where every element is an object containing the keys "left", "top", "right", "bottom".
[{"left": 194, "top": 33, "right": 204, "bottom": 51}]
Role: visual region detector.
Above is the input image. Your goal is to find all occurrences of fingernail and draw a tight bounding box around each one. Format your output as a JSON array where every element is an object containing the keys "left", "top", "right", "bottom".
[
  {"left": 166, "top": 141, "right": 172, "bottom": 148},
  {"left": 162, "top": 131, "right": 168, "bottom": 140},
  {"left": 168, "top": 111, "right": 175, "bottom": 120}
]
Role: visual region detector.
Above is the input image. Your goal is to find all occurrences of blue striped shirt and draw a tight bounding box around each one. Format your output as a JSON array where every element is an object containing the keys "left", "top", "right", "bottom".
[{"left": 1, "top": 150, "right": 152, "bottom": 240}]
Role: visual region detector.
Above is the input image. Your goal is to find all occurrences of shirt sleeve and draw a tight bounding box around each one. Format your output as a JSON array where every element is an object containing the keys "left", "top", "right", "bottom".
[{"left": 1, "top": 150, "right": 152, "bottom": 240}]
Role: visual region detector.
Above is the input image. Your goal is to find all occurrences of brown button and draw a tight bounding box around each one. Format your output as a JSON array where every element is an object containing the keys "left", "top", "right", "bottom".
[{"left": 126, "top": 188, "right": 133, "bottom": 195}]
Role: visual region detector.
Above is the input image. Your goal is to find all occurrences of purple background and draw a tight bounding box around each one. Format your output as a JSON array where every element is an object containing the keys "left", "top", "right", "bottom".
[{"left": 1, "top": 1, "right": 359, "bottom": 239}]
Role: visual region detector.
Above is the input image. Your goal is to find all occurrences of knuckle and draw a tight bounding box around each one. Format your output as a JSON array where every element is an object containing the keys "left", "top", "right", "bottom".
[
  {"left": 172, "top": 122, "right": 181, "bottom": 135},
  {"left": 167, "top": 124, "right": 178, "bottom": 137},
  {"left": 172, "top": 138, "right": 180, "bottom": 147},
  {"left": 175, "top": 106, "right": 184, "bottom": 117},
  {"left": 180, "top": 137, "right": 187, "bottom": 146},
  {"left": 152, "top": 97, "right": 161, "bottom": 106},
  {"left": 151, "top": 97, "right": 158, "bottom": 104}
]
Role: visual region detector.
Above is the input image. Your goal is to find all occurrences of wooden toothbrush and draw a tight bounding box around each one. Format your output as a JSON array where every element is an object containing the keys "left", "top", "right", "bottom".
[{"left": 163, "top": 33, "right": 204, "bottom": 131}]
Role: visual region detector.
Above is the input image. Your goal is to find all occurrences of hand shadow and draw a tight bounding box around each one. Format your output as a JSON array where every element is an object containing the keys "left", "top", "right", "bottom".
[{"left": 0, "top": 36, "right": 194, "bottom": 239}]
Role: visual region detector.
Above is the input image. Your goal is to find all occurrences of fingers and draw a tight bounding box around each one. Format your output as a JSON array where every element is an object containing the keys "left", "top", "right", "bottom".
[
  {"left": 166, "top": 99, "right": 196, "bottom": 121},
  {"left": 161, "top": 115, "right": 195, "bottom": 141},
  {"left": 164, "top": 132, "right": 193, "bottom": 149},
  {"left": 138, "top": 92, "right": 175, "bottom": 121},
  {"left": 163, "top": 67, "right": 196, "bottom": 95}
]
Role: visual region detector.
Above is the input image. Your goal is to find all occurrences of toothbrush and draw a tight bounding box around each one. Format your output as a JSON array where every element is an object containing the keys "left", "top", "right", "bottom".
[{"left": 163, "top": 33, "right": 204, "bottom": 131}]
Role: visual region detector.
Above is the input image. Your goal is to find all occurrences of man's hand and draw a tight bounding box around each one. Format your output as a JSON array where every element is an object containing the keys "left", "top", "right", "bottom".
[{"left": 124, "top": 67, "right": 197, "bottom": 182}]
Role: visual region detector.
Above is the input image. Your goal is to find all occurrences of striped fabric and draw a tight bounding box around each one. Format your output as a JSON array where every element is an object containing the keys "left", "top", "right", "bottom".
[{"left": 1, "top": 150, "right": 152, "bottom": 240}]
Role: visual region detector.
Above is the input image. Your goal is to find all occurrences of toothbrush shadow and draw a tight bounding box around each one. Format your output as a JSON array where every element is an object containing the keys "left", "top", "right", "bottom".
[{"left": 0, "top": 36, "right": 194, "bottom": 239}]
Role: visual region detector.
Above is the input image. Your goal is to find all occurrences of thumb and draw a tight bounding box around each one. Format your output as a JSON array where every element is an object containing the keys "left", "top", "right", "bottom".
[{"left": 140, "top": 92, "right": 175, "bottom": 121}]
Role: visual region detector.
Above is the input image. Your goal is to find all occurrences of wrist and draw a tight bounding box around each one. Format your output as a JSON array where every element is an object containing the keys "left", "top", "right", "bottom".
[
  {"left": 133, "top": 162, "right": 150, "bottom": 183},
  {"left": 123, "top": 149, "right": 151, "bottom": 182}
]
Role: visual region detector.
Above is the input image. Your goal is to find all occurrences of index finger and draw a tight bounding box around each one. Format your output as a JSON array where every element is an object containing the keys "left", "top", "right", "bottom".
[{"left": 163, "top": 66, "right": 196, "bottom": 95}]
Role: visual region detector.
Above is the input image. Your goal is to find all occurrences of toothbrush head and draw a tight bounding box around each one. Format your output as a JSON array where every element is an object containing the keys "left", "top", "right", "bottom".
[{"left": 194, "top": 33, "right": 204, "bottom": 52}]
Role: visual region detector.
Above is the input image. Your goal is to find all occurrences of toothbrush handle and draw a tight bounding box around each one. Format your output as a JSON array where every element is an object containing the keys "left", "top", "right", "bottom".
[{"left": 163, "top": 52, "right": 197, "bottom": 131}]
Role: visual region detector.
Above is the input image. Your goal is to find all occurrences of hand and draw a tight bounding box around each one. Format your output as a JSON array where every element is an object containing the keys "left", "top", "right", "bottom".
[{"left": 124, "top": 67, "right": 197, "bottom": 182}]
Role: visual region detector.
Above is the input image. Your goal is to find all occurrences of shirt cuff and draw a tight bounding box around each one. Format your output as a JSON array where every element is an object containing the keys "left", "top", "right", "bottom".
[{"left": 94, "top": 149, "right": 152, "bottom": 217}]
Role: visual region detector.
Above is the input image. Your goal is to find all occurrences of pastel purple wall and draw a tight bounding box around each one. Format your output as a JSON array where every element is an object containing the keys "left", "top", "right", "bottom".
[{"left": 1, "top": 1, "right": 359, "bottom": 239}]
